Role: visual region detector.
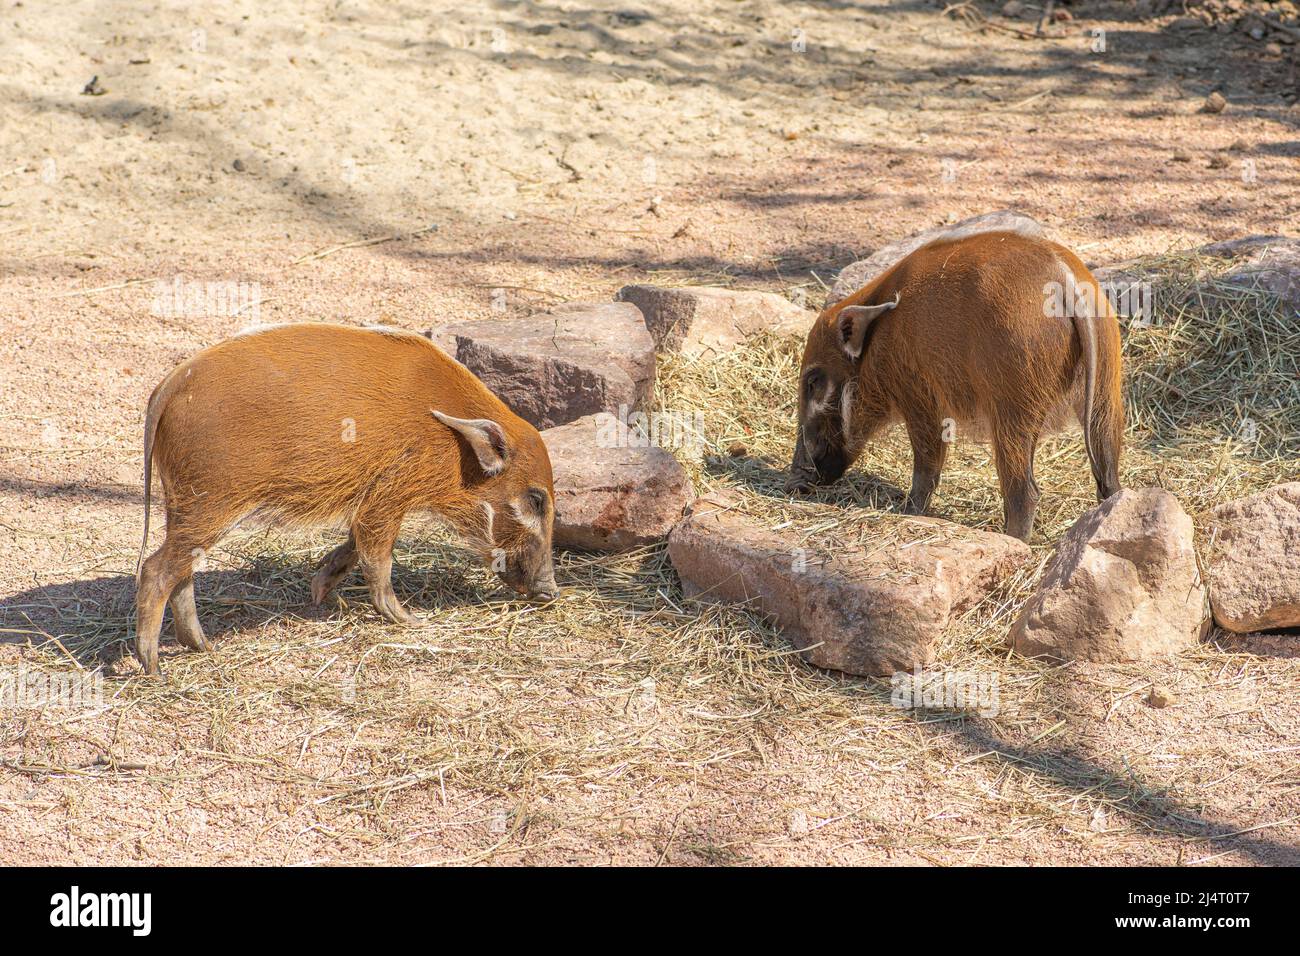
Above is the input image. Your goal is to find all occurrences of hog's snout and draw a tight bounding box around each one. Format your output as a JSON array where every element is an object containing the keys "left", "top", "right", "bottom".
[
  {"left": 788, "top": 428, "right": 849, "bottom": 493},
  {"left": 497, "top": 553, "right": 558, "bottom": 603}
]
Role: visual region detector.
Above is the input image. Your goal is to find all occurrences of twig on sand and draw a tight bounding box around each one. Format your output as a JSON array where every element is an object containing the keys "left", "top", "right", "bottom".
[
  {"left": 292, "top": 224, "right": 438, "bottom": 265},
  {"left": 44, "top": 277, "right": 157, "bottom": 299},
  {"left": 998, "top": 89, "right": 1055, "bottom": 111}
]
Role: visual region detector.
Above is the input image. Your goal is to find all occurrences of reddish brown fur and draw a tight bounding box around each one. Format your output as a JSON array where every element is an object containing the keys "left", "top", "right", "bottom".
[
  {"left": 135, "top": 323, "right": 557, "bottom": 674},
  {"left": 791, "top": 229, "right": 1123, "bottom": 540}
]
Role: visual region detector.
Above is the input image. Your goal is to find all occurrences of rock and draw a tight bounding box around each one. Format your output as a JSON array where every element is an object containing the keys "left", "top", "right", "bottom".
[
  {"left": 429, "top": 301, "right": 655, "bottom": 430},
  {"left": 726, "top": 441, "right": 748, "bottom": 458},
  {"left": 1206, "top": 483, "right": 1300, "bottom": 633},
  {"left": 826, "top": 210, "right": 1050, "bottom": 306},
  {"left": 541, "top": 414, "right": 694, "bottom": 552},
  {"left": 1198, "top": 236, "right": 1300, "bottom": 311},
  {"left": 1091, "top": 234, "right": 1300, "bottom": 322},
  {"left": 668, "top": 495, "right": 1031, "bottom": 676},
  {"left": 1147, "top": 685, "right": 1176, "bottom": 708},
  {"left": 1087, "top": 260, "right": 1157, "bottom": 323},
  {"left": 1203, "top": 91, "right": 1228, "bottom": 113},
  {"left": 1010, "top": 489, "right": 1209, "bottom": 663},
  {"left": 613, "top": 285, "right": 813, "bottom": 354}
]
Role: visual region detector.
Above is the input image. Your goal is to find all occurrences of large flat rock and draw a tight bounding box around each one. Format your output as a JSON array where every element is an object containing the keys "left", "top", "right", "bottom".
[
  {"left": 826, "top": 210, "right": 1050, "bottom": 307},
  {"left": 1196, "top": 236, "right": 1300, "bottom": 309},
  {"left": 668, "top": 494, "right": 1031, "bottom": 676},
  {"left": 614, "top": 284, "right": 814, "bottom": 354},
  {"left": 1207, "top": 482, "right": 1300, "bottom": 633},
  {"left": 429, "top": 301, "right": 655, "bottom": 429},
  {"left": 542, "top": 414, "right": 695, "bottom": 552},
  {"left": 1091, "top": 234, "right": 1300, "bottom": 322},
  {"left": 1010, "top": 489, "right": 1209, "bottom": 662}
]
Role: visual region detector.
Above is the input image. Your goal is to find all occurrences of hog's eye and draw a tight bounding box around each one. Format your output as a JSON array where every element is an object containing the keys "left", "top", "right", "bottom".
[
  {"left": 526, "top": 488, "right": 548, "bottom": 514},
  {"left": 803, "top": 369, "right": 825, "bottom": 399}
]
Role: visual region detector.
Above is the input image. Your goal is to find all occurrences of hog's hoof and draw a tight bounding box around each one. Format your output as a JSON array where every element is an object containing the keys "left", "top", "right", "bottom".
[
  {"left": 309, "top": 572, "right": 335, "bottom": 607},
  {"left": 175, "top": 630, "right": 214, "bottom": 653},
  {"left": 311, "top": 552, "right": 357, "bottom": 606},
  {"left": 785, "top": 476, "right": 816, "bottom": 496},
  {"left": 371, "top": 589, "right": 419, "bottom": 627}
]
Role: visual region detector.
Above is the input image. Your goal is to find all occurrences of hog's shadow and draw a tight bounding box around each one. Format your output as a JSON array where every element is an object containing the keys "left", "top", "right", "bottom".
[
  {"left": 0, "top": 544, "right": 503, "bottom": 671},
  {"left": 702, "top": 451, "right": 913, "bottom": 514}
]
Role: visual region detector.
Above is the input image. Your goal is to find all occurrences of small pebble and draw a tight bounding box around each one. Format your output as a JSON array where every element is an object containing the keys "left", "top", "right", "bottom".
[
  {"left": 1203, "top": 91, "right": 1228, "bottom": 114},
  {"left": 1148, "top": 685, "right": 1176, "bottom": 708},
  {"left": 727, "top": 442, "right": 748, "bottom": 458},
  {"left": 232, "top": 158, "right": 246, "bottom": 172}
]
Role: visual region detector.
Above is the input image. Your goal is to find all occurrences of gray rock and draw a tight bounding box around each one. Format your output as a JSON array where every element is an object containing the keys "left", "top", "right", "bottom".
[
  {"left": 668, "top": 494, "right": 1031, "bottom": 676},
  {"left": 542, "top": 414, "right": 695, "bottom": 552},
  {"left": 1200, "top": 236, "right": 1300, "bottom": 310},
  {"left": 429, "top": 301, "right": 655, "bottom": 430},
  {"left": 1091, "top": 234, "right": 1300, "bottom": 323},
  {"left": 614, "top": 285, "right": 813, "bottom": 354}
]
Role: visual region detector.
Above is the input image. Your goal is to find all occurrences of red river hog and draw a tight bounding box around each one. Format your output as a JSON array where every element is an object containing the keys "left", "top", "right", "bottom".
[
  {"left": 135, "top": 323, "right": 557, "bottom": 675},
  {"left": 790, "top": 228, "right": 1124, "bottom": 540}
]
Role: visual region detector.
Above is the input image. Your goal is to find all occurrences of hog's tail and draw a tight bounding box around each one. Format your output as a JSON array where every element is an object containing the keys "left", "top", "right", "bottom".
[
  {"left": 1072, "top": 307, "right": 1097, "bottom": 474},
  {"left": 1069, "top": 274, "right": 1117, "bottom": 496},
  {"left": 137, "top": 363, "right": 188, "bottom": 583}
]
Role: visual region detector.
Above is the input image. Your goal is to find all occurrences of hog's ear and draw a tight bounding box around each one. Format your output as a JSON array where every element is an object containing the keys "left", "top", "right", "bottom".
[
  {"left": 432, "top": 411, "right": 508, "bottom": 477},
  {"left": 836, "top": 292, "right": 900, "bottom": 361}
]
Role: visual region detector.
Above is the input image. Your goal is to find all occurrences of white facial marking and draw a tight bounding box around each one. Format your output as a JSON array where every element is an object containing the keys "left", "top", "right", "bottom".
[{"left": 840, "top": 379, "right": 856, "bottom": 438}]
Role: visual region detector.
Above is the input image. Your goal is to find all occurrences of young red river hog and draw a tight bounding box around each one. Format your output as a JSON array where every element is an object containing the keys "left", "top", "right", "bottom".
[
  {"left": 135, "top": 323, "right": 558, "bottom": 675},
  {"left": 789, "top": 228, "right": 1123, "bottom": 541}
]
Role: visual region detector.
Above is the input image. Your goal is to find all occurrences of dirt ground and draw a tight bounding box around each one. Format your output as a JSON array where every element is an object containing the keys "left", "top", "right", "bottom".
[{"left": 2, "top": 1, "right": 1299, "bottom": 865}]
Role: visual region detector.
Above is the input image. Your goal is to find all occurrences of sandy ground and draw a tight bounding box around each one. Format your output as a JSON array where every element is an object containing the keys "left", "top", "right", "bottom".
[{"left": 1, "top": 1, "right": 1299, "bottom": 865}]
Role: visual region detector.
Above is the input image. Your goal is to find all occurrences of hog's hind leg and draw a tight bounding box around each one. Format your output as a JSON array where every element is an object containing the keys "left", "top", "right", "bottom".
[
  {"left": 993, "top": 422, "right": 1041, "bottom": 543},
  {"left": 311, "top": 533, "right": 358, "bottom": 606},
  {"left": 136, "top": 531, "right": 207, "bottom": 674},
  {"left": 169, "top": 578, "right": 212, "bottom": 653}
]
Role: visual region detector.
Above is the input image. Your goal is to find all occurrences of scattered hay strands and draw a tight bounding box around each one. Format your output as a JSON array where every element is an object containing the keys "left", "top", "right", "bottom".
[{"left": 6, "top": 258, "right": 1298, "bottom": 864}]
